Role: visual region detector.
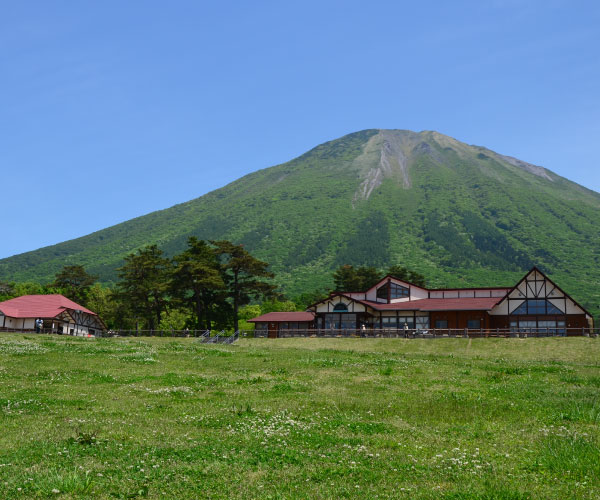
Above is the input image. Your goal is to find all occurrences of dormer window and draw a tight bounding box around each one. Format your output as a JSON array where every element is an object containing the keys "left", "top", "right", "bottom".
[
  {"left": 376, "top": 282, "right": 410, "bottom": 302},
  {"left": 390, "top": 283, "right": 409, "bottom": 299}
]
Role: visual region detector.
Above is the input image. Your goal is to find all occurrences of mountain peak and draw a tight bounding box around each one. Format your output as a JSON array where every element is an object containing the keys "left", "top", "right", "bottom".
[
  {"left": 349, "top": 129, "right": 556, "bottom": 203},
  {"left": 1, "top": 127, "right": 598, "bottom": 312}
]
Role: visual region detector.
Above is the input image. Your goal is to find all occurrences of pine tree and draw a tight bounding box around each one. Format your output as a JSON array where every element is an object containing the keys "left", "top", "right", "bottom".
[
  {"left": 211, "top": 241, "right": 276, "bottom": 331},
  {"left": 171, "top": 237, "right": 225, "bottom": 330},
  {"left": 115, "top": 245, "right": 170, "bottom": 331},
  {"left": 52, "top": 265, "right": 98, "bottom": 305}
]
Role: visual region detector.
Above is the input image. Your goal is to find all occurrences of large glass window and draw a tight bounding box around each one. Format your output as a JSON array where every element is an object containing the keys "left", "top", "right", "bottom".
[
  {"left": 376, "top": 284, "right": 388, "bottom": 300},
  {"left": 512, "top": 299, "right": 564, "bottom": 315},
  {"left": 323, "top": 313, "right": 356, "bottom": 329},
  {"left": 416, "top": 317, "right": 430, "bottom": 330},
  {"left": 382, "top": 316, "right": 398, "bottom": 328},
  {"left": 340, "top": 314, "right": 356, "bottom": 329},
  {"left": 324, "top": 314, "right": 337, "bottom": 329},
  {"left": 519, "top": 320, "right": 537, "bottom": 328},
  {"left": 390, "top": 283, "right": 409, "bottom": 299},
  {"left": 376, "top": 283, "right": 409, "bottom": 301},
  {"left": 435, "top": 320, "right": 448, "bottom": 329},
  {"left": 398, "top": 316, "right": 415, "bottom": 329}
]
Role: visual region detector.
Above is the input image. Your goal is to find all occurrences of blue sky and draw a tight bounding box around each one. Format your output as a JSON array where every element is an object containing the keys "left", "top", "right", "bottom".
[{"left": 1, "top": 1, "right": 599, "bottom": 259}]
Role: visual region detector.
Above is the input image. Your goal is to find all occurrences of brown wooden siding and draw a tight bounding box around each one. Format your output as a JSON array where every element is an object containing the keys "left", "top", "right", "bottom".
[{"left": 429, "top": 311, "right": 490, "bottom": 329}]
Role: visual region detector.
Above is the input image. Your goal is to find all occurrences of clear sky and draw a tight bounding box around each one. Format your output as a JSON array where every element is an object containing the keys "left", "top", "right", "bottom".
[{"left": 2, "top": 1, "right": 599, "bottom": 259}]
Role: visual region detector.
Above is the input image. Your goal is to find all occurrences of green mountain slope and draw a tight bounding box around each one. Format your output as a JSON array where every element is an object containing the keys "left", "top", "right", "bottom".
[{"left": 1, "top": 129, "right": 599, "bottom": 312}]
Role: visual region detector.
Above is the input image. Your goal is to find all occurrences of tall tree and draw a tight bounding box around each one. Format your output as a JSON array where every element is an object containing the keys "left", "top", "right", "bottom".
[
  {"left": 52, "top": 265, "right": 98, "bottom": 305},
  {"left": 0, "top": 281, "right": 15, "bottom": 301},
  {"left": 211, "top": 241, "right": 276, "bottom": 331},
  {"left": 387, "top": 265, "right": 427, "bottom": 288},
  {"left": 171, "top": 237, "right": 225, "bottom": 329},
  {"left": 115, "top": 245, "right": 170, "bottom": 330},
  {"left": 333, "top": 265, "right": 382, "bottom": 292}
]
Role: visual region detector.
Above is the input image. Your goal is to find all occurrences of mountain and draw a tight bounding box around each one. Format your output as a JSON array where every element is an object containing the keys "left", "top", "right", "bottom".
[{"left": 1, "top": 129, "right": 599, "bottom": 312}]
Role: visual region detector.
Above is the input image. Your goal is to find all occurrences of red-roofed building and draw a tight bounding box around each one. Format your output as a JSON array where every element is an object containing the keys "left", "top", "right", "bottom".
[
  {"left": 248, "top": 267, "right": 593, "bottom": 336},
  {"left": 0, "top": 294, "right": 106, "bottom": 336},
  {"left": 247, "top": 312, "right": 315, "bottom": 338}
]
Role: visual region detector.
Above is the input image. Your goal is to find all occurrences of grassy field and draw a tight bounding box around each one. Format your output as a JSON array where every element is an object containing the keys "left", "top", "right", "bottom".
[{"left": 0, "top": 335, "right": 599, "bottom": 499}]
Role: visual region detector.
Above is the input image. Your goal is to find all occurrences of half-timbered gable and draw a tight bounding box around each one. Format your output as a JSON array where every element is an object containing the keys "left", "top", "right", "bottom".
[{"left": 489, "top": 268, "right": 592, "bottom": 330}]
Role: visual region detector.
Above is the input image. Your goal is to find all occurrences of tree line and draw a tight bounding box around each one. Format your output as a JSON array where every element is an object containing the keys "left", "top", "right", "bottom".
[{"left": 0, "top": 242, "right": 427, "bottom": 331}]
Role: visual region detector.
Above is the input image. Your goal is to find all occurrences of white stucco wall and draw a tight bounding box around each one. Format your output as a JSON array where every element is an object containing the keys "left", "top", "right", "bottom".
[
  {"left": 1, "top": 317, "right": 35, "bottom": 329},
  {"left": 315, "top": 297, "right": 367, "bottom": 313}
]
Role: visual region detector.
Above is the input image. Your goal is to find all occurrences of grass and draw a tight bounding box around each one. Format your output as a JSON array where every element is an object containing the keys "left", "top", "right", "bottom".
[{"left": 0, "top": 334, "right": 599, "bottom": 499}]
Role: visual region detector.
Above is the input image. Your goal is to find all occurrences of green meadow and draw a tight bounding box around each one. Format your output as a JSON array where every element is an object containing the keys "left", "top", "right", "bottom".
[{"left": 0, "top": 335, "right": 599, "bottom": 499}]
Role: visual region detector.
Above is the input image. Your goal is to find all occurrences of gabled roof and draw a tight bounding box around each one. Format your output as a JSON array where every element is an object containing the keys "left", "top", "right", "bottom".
[
  {"left": 306, "top": 292, "right": 360, "bottom": 310},
  {"left": 496, "top": 266, "right": 593, "bottom": 318},
  {"left": 429, "top": 287, "right": 512, "bottom": 292},
  {"left": 0, "top": 294, "right": 97, "bottom": 319},
  {"left": 365, "top": 274, "right": 428, "bottom": 293},
  {"left": 248, "top": 311, "right": 316, "bottom": 323}
]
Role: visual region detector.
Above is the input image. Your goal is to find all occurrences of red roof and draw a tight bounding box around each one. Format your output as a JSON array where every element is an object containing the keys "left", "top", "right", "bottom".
[
  {"left": 248, "top": 311, "right": 316, "bottom": 323},
  {"left": 0, "top": 294, "right": 97, "bottom": 319},
  {"left": 360, "top": 297, "right": 501, "bottom": 311}
]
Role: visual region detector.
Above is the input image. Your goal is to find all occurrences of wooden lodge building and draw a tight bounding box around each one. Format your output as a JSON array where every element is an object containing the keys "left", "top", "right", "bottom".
[
  {"left": 0, "top": 294, "right": 107, "bottom": 336},
  {"left": 249, "top": 268, "right": 594, "bottom": 337}
]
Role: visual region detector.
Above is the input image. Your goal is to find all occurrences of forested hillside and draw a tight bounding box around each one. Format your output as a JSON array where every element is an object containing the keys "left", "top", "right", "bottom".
[{"left": 1, "top": 129, "right": 599, "bottom": 313}]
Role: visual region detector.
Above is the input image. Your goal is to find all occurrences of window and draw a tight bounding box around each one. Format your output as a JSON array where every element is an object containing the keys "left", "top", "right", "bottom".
[
  {"left": 512, "top": 299, "right": 564, "bottom": 315},
  {"left": 467, "top": 319, "right": 481, "bottom": 329},
  {"left": 416, "top": 317, "right": 430, "bottom": 330},
  {"left": 340, "top": 314, "right": 356, "bottom": 329},
  {"left": 324, "top": 313, "right": 356, "bottom": 329},
  {"left": 537, "top": 320, "right": 556, "bottom": 328},
  {"left": 435, "top": 320, "right": 448, "bottom": 329},
  {"left": 377, "top": 283, "right": 409, "bottom": 301},
  {"left": 390, "top": 283, "right": 409, "bottom": 299},
  {"left": 376, "top": 284, "right": 388, "bottom": 300},
  {"left": 382, "top": 316, "right": 397, "bottom": 328},
  {"left": 519, "top": 320, "right": 536, "bottom": 329},
  {"left": 333, "top": 303, "right": 348, "bottom": 312},
  {"left": 398, "top": 316, "right": 415, "bottom": 329},
  {"left": 324, "top": 314, "right": 337, "bottom": 329},
  {"left": 528, "top": 300, "right": 546, "bottom": 314},
  {"left": 547, "top": 302, "right": 563, "bottom": 314}
]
